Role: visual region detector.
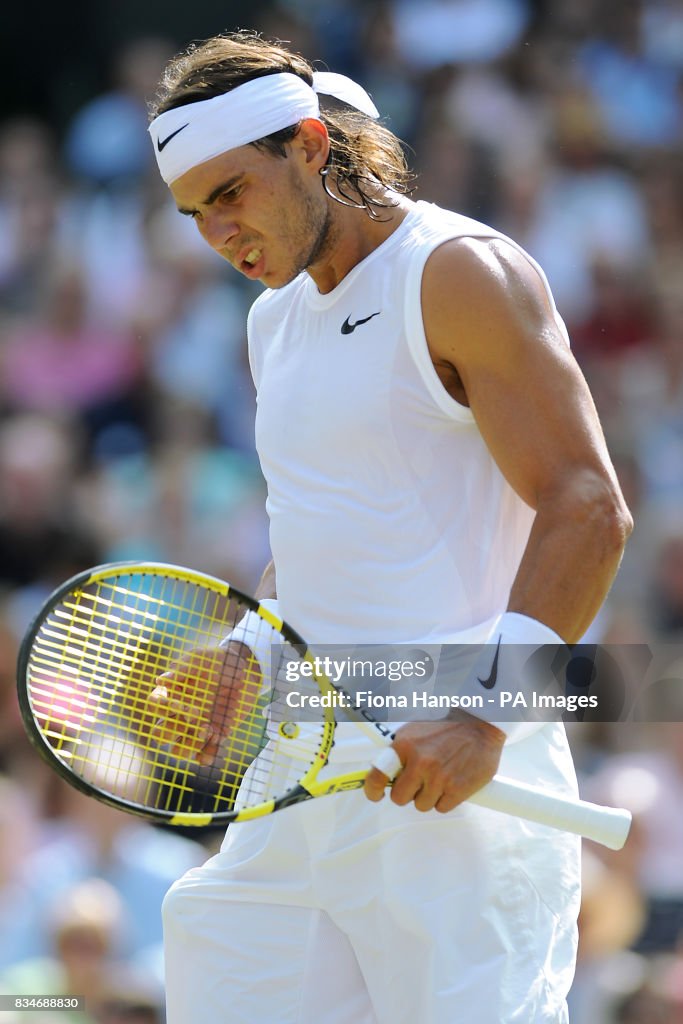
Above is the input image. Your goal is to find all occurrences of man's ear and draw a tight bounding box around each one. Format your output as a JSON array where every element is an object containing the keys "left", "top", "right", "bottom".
[{"left": 296, "top": 118, "right": 330, "bottom": 173}]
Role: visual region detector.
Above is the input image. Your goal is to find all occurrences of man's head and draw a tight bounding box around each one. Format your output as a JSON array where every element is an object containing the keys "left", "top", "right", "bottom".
[{"left": 148, "top": 31, "right": 412, "bottom": 287}]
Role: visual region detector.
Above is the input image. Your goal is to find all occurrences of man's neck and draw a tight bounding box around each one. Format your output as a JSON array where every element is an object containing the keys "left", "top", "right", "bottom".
[{"left": 308, "top": 195, "right": 413, "bottom": 294}]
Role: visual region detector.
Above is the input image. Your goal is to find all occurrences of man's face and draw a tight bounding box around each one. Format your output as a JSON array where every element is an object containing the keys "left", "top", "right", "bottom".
[{"left": 170, "top": 133, "right": 333, "bottom": 289}]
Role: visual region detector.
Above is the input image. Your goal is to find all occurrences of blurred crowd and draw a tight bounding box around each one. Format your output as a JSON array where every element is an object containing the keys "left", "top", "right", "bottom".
[{"left": 0, "top": 1, "right": 681, "bottom": 1021}]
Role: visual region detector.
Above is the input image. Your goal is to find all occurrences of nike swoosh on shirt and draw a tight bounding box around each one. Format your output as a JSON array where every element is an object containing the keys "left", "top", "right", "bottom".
[
  {"left": 477, "top": 635, "right": 502, "bottom": 689},
  {"left": 341, "top": 312, "right": 381, "bottom": 334},
  {"left": 156, "top": 124, "right": 190, "bottom": 152}
]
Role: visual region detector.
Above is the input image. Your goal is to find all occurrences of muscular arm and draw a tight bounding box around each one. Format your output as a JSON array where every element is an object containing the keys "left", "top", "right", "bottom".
[
  {"left": 423, "top": 236, "right": 632, "bottom": 642},
  {"left": 366, "top": 236, "right": 632, "bottom": 812}
]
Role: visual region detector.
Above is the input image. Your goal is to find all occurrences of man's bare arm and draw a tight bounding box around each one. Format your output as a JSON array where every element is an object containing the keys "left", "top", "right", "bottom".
[
  {"left": 423, "top": 236, "right": 632, "bottom": 642},
  {"left": 366, "top": 236, "right": 632, "bottom": 811}
]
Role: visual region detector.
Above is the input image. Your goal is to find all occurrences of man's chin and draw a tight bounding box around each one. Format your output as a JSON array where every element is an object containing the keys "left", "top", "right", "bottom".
[{"left": 262, "top": 267, "right": 305, "bottom": 289}]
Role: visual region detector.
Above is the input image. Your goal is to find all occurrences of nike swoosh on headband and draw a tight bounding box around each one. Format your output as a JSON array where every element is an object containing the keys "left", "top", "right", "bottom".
[{"left": 157, "top": 123, "right": 190, "bottom": 152}]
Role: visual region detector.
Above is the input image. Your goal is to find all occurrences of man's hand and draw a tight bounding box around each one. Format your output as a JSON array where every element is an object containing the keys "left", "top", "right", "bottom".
[
  {"left": 364, "top": 715, "right": 506, "bottom": 813},
  {"left": 148, "top": 641, "right": 263, "bottom": 764}
]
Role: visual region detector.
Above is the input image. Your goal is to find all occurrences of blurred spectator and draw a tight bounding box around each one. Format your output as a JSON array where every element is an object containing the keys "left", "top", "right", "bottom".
[
  {"left": 138, "top": 207, "right": 256, "bottom": 449},
  {"left": 0, "top": 878, "right": 163, "bottom": 1024},
  {"left": 571, "top": 256, "right": 654, "bottom": 363},
  {"left": 56, "top": 38, "right": 175, "bottom": 329},
  {"left": 412, "top": 114, "right": 483, "bottom": 217},
  {"left": 354, "top": 3, "right": 421, "bottom": 142},
  {"left": 648, "top": 528, "right": 683, "bottom": 638},
  {"left": 57, "top": 185, "right": 155, "bottom": 328},
  {"left": 0, "top": 118, "right": 65, "bottom": 315},
  {"left": 0, "top": 776, "right": 42, "bottom": 970},
  {"left": 0, "top": 611, "right": 48, "bottom": 793},
  {"left": 0, "top": 414, "right": 101, "bottom": 613},
  {"left": 3, "top": 782, "right": 206, "bottom": 974},
  {"left": 256, "top": 2, "right": 323, "bottom": 66},
  {"left": 642, "top": 0, "right": 683, "bottom": 70},
  {"left": 1, "top": 260, "right": 143, "bottom": 446},
  {"left": 589, "top": 724, "right": 683, "bottom": 955},
  {"left": 443, "top": 51, "right": 551, "bottom": 174},
  {"left": 81, "top": 398, "right": 269, "bottom": 585},
  {"left": 498, "top": 83, "right": 652, "bottom": 322},
  {"left": 577, "top": 1, "right": 682, "bottom": 149},
  {"left": 570, "top": 846, "right": 645, "bottom": 1022},
  {"left": 64, "top": 38, "right": 173, "bottom": 187},
  {"left": 626, "top": 291, "right": 683, "bottom": 515},
  {"left": 605, "top": 950, "right": 683, "bottom": 1022},
  {"left": 391, "top": 0, "right": 531, "bottom": 69}
]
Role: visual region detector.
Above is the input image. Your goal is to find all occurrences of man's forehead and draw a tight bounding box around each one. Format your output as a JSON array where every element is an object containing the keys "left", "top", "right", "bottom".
[{"left": 169, "top": 147, "right": 252, "bottom": 205}]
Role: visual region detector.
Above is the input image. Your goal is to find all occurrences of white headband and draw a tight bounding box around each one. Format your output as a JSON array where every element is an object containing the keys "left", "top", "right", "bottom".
[{"left": 149, "top": 71, "right": 380, "bottom": 184}]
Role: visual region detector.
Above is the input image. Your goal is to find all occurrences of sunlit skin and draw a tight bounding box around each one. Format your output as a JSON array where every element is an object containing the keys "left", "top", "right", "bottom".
[{"left": 169, "top": 118, "right": 410, "bottom": 294}]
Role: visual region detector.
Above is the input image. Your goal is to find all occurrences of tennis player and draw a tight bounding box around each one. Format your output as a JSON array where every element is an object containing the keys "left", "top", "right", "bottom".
[{"left": 147, "top": 31, "right": 632, "bottom": 1023}]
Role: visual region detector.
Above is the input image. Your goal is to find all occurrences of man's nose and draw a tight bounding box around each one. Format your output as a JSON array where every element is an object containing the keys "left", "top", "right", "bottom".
[{"left": 201, "top": 211, "right": 239, "bottom": 252}]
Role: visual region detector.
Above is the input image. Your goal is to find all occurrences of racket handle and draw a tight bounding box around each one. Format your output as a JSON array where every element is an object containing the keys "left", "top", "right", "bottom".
[{"left": 470, "top": 775, "right": 632, "bottom": 850}]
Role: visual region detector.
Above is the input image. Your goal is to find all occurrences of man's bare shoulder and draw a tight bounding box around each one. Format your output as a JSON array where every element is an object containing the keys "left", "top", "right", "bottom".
[
  {"left": 422, "top": 234, "right": 564, "bottom": 370},
  {"left": 424, "top": 234, "right": 551, "bottom": 312}
]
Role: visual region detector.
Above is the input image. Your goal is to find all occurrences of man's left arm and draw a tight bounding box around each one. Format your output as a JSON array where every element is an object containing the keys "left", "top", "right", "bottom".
[{"left": 365, "top": 236, "right": 633, "bottom": 812}]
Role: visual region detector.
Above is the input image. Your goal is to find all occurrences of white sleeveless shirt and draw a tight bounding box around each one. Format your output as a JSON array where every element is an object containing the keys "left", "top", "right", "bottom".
[{"left": 248, "top": 201, "right": 568, "bottom": 646}]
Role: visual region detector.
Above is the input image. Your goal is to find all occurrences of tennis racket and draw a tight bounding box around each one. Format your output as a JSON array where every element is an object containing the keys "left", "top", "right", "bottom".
[{"left": 17, "top": 561, "right": 631, "bottom": 849}]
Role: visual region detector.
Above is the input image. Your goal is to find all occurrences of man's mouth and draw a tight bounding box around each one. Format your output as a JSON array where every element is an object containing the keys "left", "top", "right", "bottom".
[{"left": 238, "top": 247, "right": 262, "bottom": 270}]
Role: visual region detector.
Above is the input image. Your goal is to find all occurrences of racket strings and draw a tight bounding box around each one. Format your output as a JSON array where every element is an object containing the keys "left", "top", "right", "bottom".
[{"left": 25, "top": 570, "right": 322, "bottom": 820}]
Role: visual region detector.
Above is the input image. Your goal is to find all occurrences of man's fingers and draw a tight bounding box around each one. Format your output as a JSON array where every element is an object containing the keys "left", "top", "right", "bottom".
[
  {"left": 434, "top": 790, "right": 464, "bottom": 814},
  {"left": 364, "top": 746, "right": 403, "bottom": 802},
  {"left": 149, "top": 685, "right": 192, "bottom": 717},
  {"left": 371, "top": 746, "right": 403, "bottom": 779},
  {"left": 389, "top": 752, "right": 450, "bottom": 808},
  {"left": 412, "top": 780, "right": 446, "bottom": 813},
  {"left": 148, "top": 682, "right": 210, "bottom": 755},
  {"left": 178, "top": 725, "right": 215, "bottom": 764},
  {"left": 148, "top": 647, "right": 261, "bottom": 764},
  {"left": 390, "top": 765, "right": 424, "bottom": 806},
  {"left": 364, "top": 766, "right": 392, "bottom": 802}
]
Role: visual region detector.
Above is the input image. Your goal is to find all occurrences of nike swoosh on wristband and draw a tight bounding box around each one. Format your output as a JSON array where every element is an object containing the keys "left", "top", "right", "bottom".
[
  {"left": 156, "top": 123, "right": 190, "bottom": 152},
  {"left": 477, "top": 635, "right": 502, "bottom": 689},
  {"left": 341, "top": 311, "right": 381, "bottom": 334}
]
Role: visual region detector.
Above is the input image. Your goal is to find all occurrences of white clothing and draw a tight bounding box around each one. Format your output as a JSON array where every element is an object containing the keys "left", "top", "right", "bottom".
[
  {"left": 163, "top": 200, "right": 580, "bottom": 1022},
  {"left": 248, "top": 200, "right": 568, "bottom": 647},
  {"left": 163, "top": 729, "right": 580, "bottom": 1024}
]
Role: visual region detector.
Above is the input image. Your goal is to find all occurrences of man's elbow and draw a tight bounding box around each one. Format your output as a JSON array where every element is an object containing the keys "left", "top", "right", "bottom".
[
  {"left": 604, "top": 495, "right": 633, "bottom": 559},
  {"left": 573, "top": 469, "right": 634, "bottom": 555}
]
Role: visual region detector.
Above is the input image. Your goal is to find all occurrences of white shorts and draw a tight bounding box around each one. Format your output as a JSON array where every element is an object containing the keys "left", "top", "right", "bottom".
[{"left": 162, "top": 726, "right": 580, "bottom": 1024}]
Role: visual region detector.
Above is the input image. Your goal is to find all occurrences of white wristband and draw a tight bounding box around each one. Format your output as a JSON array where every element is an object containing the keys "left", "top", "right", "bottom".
[
  {"left": 461, "top": 612, "right": 568, "bottom": 744},
  {"left": 219, "top": 599, "right": 282, "bottom": 685}
]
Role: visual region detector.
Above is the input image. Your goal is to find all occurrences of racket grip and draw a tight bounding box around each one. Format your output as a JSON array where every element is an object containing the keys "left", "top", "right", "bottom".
[{"left": 469, "top": 775, "right": 632, "bottom": 851}]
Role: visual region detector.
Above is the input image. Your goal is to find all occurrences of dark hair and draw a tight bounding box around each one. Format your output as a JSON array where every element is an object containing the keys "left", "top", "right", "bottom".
[{"left": 150, "top": 30, "right": 413, "bottom": 216}]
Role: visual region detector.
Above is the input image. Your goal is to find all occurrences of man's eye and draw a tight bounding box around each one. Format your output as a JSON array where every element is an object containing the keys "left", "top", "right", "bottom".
[{"left": 222, "top": 187, "right": 242, "bottom": 203}]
